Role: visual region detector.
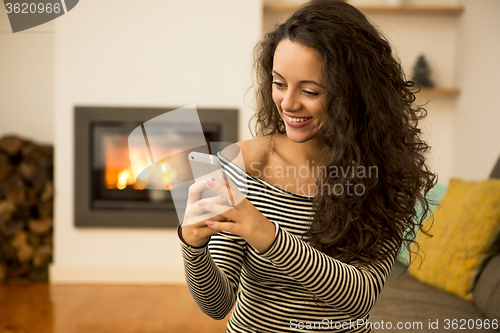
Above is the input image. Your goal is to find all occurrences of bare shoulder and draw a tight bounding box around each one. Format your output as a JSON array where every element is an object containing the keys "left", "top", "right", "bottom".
[{"left": 235, "top": 136, "right": 274, "bottom": 177}]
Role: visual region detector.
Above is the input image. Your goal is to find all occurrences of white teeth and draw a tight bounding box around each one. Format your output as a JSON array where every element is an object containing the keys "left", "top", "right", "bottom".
[{"left": 286, "top": 116, "right": 312, "bottom": 123}]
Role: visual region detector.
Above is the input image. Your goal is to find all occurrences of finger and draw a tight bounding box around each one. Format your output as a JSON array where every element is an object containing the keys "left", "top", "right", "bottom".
[
  {"left": 187, "top": 179, "right": 211, "bottom": 204},
  {"left": 201, "top": 194, "right": 231, "bottom": 206},
  {"left": 196, "top": 195, "right": 231, "bottom": 208},
  {"left": 190, "top": 195, "right": 231, "bottom": 216},
  {"left": 198, "top": 199, "right": 234, "bottom": 218},
  {"left": 197, "top": 178, "right": 232, "bottom": 207},
  {"left": 183, "top": 209, "right": 228, "bottom": 226},
  {"left": 206, "top": 176, "right": 245, "bottom": 207},
  {"left": 181, "top": 223, "right": 220, "bottom": 241},
  {"left": 205, "top": 220, "right": 237, "bottom": 234},
  {"left": 197, "top": 196, "right": 244, "bottom": 223}
]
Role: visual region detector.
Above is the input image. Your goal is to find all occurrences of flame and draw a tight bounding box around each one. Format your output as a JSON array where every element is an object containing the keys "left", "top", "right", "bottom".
[
  {"left": 161, "top": 159, "right": 177, "bottom": 190},
  {"left": 103, "top": 139, "right": 178, "bottom": 190},
  {"left": 117, "top": 170, "right": 130, "bottom": 190},
  {"left": 111, "top": 168, "right": 143, "bottom": 190},
  {"left": 105, "top": 162, "right": 177, "bottom": 191}
]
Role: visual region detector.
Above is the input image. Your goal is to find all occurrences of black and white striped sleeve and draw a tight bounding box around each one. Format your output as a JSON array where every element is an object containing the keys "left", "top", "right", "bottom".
[
  {"left": 259, "top": 223, "right": 397, "bottom": 318},
  {"left": 179, "top": 229, "right": 247, "bottom": 320}
]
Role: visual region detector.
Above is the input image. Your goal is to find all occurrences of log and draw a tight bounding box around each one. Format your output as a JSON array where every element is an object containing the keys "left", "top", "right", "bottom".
[
  {"left": 11, "top": 231, "right": 28, "bottom": 249},
  {"left": 28, "top": 218, "right": 52, "bottom": 236},
  {"left": 12, "top": 207, "right": 31, "bottom": 221},
  {"left": 31, "top": 170, "right": 47, "bottom": 193},
  {"left": 0, "top": 219, "right": 24, "bottom": 238},
  {"left": 37, "top": 201, "right": 53, "bottom": 218},
  {"left": 0, "top": 200, "right": 16, "bottom": 221},
  {"left": 18, "top": 160, "right": 37, "bottom": 182},
  {"left": 0, "top": 136, "right": 25, "bottom": 156},
  {"left": 21, "top": 143, "right": 53, "bottom": 165},
  {"left": 28, "top": 233, "right": 41, "bottom": 247},
  {"left": 11, "top": 232, "right": 33, "bottom": 264},
  {"left": 40, "top": 180, "right": 53, "bottom": 202},
  {"left": 9, "top": 263, "right": 31, "bottom": 278},
  {"left": 21, "top": 188, "right": 38, "bottom": 209},
  {"left": 18, "top": 160, "right": 48, "bottom": 193},
  {"left": 1, "top": 238, "right": 18, "bottom": 262},
  {"left": 28, "top": 266, "right": 48, "bottom": 281},
  {"left": 2, "top": 175, "right": 26, "bottom": 205},
  {"left": 0, "top": 152, "right": 14, "bottom": 180},
  {"left": 32, "top": 245, "right": 52, "bottom": 267},
  {"left": 42, "top": 233, "right": 52, "bottom": 246},
  {"left": 17, "top": 244, "right": 34, "bottom": 264}
]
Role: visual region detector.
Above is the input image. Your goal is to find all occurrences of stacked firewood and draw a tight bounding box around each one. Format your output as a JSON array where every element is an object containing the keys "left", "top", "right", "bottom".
[{"left": 0, "top": 136, "right": 53, "bottom": 281}]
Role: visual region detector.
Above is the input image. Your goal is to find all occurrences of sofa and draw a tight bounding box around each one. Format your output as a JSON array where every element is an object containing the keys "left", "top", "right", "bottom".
[{"left": 370, "top": 156, "right": 500, "bottom": 332}]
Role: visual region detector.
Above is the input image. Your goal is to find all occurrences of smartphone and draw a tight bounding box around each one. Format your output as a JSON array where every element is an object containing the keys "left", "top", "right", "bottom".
[{"left": 188, "top": 152, "right": 233, "bottom": 205}]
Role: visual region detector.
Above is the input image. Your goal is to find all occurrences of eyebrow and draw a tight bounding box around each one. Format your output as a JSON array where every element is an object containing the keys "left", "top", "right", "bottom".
[{"left": 272, "top": 70, "right": 325, "bottom": 89}]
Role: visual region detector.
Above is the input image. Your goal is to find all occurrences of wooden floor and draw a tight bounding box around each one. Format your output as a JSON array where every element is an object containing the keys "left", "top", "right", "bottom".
[{"left": 0, "top": 282, "right": 229, "bottom": 333}]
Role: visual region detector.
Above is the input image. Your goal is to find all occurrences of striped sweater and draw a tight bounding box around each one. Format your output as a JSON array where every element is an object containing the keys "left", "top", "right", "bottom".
[{"left": 179, "top": 153, "right": 397, "bottom": 333}]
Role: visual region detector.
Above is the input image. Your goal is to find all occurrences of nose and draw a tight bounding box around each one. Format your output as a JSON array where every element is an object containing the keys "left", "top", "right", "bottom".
[{"left": 281, "top": 89, "right": 301, "bottom": 112}]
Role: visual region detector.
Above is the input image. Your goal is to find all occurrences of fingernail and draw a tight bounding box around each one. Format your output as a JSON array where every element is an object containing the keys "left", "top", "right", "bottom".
[
  {"left": 222, "top": 197, "right": 228, "bottom": 203},
  {"left": 206, "top": 221, "right": 215, "bottom": 226},
  {"left": 206, "top": 179, "right": 215, "bottom": 186},
  {"left": 197, "top": 200, "right": 207, "bottom": 206}
]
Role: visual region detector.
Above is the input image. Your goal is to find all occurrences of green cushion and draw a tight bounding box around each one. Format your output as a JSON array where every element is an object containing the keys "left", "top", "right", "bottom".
[{"left": 397, "top": 183, "right": 448, "bottom": 264}]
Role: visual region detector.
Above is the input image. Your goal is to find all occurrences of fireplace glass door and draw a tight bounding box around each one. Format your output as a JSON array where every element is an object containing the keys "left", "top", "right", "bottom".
[{"left": 74, "top": 107, "right": 237, "bottom": 228}]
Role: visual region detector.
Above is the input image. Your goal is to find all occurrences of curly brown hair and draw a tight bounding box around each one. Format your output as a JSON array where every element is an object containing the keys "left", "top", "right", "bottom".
[{"left": 252, "top": 0, "right": 437, "bottom": 265}]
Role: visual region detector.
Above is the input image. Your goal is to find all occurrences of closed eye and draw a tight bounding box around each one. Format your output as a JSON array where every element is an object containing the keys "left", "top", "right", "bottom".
[
  {"left": 272, "top": 81, "right": 286, "bottom": 89},
  {"left": 303, "top": 90, "right": 319, "bottom": 97}
]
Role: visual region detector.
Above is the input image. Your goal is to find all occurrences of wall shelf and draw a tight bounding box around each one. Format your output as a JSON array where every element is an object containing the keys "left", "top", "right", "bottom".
[
  {"left": 263, "top": 2, "right": 462, "bottom": 100},
  {"left": 263, "top": 4, "right": 464, "bottom": 15},
  {"left": 416, "top": 88, "right": 461, "bottom": 97}
]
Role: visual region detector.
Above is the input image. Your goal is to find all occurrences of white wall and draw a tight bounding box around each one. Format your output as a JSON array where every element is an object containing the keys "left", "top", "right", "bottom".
[
  {"left": 50, "top": 0, "right": 262, "bottom": 283},
  {"left": 349, "top": 0, "right": 500, "bottom": 182},
  {"left": 363, "top": 10, "right": 459, "bottom": 185},
  {"left": 0, "top": 11, "right": 54, "bottom": 144},
  {"left": 453, "top": 0, "right": 500, "bottom": 180}
]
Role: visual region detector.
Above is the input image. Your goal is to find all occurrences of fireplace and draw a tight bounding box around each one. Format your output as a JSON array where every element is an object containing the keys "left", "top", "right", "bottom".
[{"left": 74, "top": 106, "right": 238, "bottom": 228}]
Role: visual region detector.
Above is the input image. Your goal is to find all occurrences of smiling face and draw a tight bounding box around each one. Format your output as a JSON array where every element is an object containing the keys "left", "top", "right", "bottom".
[{"left": 272, "top": 39, "right": 327, "bottom": 144}]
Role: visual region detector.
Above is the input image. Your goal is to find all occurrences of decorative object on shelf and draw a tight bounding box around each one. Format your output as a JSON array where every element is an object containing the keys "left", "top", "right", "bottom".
[{"left": 412, "top": 54, "right": 435, "bottom": 88}]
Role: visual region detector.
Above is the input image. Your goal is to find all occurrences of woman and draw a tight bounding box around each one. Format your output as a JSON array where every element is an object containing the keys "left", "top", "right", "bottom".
[{"left": 179, "top": 1, "right": 436, "bottom": 332}]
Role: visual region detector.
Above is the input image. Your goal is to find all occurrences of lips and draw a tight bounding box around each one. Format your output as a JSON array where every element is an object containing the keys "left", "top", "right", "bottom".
[
  {"left": 285, "top": 115, "right": 312, "bottom": 123},
  {"left": 283, "top": 114, "right": 314, "bottom": 128}
]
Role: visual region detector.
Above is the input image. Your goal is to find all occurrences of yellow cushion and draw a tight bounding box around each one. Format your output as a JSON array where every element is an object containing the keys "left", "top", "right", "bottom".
[{"left": 408, "top": 178, "right": 500, "bottom": 301}]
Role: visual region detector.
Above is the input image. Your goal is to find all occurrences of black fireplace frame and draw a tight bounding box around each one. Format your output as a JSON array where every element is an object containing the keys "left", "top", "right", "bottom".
[{"left": 74, "top": 106, "right": 238, "bottom": 228}]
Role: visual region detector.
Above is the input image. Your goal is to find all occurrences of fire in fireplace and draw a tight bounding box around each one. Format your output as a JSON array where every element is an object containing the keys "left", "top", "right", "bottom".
[{"left": 74, "top": 106, "right": 238, "bottom": 228}]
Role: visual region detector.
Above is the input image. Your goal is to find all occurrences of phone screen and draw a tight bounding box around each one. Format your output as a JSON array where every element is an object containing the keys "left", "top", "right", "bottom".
[
  {"left": 188, "top": 152, "right": 232, "bottom": 204},
  {"left": 189, "top": 152, "right": 223, "bottom": 183}
]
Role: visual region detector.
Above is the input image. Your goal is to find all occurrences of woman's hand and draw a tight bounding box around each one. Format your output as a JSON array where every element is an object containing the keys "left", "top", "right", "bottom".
[
  {"left": 181, "top": 177, "right": 231, "bottom": 247},
  {"left": 196, "top": 175, "right": 276, "bottom": 253}
]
